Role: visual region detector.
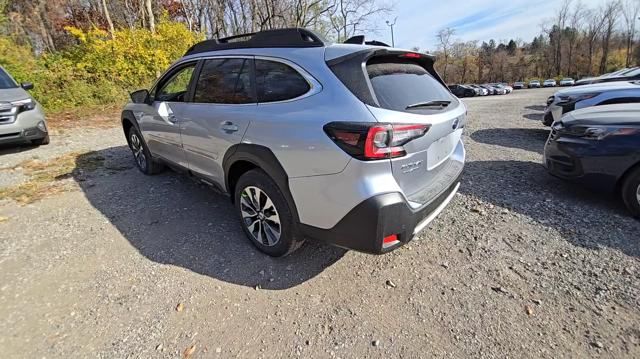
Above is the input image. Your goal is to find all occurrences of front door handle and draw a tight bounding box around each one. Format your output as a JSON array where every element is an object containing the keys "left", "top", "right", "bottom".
[
  {"left": 221, "top": 121, "right": 239, "bottom": 132},
  {"left": 168, "top": 114, "right": 178, "bottom": 123}
]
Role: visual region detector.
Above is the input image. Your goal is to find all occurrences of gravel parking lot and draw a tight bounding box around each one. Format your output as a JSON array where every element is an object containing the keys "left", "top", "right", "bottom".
[{"left": 1, "top": 88, "right": 638, "bottom": 358}]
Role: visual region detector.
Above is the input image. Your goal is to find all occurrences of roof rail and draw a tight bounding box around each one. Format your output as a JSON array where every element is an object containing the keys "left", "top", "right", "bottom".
[
  {"left": 343, "top": 35, "right": 390, "bottom": 47},
  {"left": 184, "top": 28, "right": 326, "bottom": 56}
]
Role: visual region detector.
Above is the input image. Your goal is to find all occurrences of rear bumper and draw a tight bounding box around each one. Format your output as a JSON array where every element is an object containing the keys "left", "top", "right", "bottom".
[{"left": 300, "top": 174, "right": 462, "bottom": 254}]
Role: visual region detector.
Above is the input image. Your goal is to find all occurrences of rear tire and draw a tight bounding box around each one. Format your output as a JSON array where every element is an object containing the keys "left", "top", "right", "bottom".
[
  {"left": 234, "top": 169, "right": 304, "bottom": 257},
  {"left": 127, "top": 127, "right": 163, "bottom": 175},
  {"left": 621, "top": 167, "right": 640, "bottom": 218}
]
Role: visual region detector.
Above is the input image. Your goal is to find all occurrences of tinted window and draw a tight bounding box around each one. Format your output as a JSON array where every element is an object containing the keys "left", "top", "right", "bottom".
[
  {"left": 156, "top": 64, "right": 196, "bottom": 102},
  {"left": 0, "top": 68, "right": 18, "bottom": 89},
  {"left": 255, "top": 60, "right": 310, "bottom": 102},
  {"left": 194, "top": 58, "right": 253, "bottom": 104},
  {"left": 366, "top": 61, "right": 455, "bottom": 112}
]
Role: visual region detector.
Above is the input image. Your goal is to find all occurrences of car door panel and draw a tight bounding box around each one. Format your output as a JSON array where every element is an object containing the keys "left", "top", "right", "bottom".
[
  {"left": 137, "top": 62, "right": 197, "bottom": 168},
  {"left": 180, "top": 57, "right": 256, "bottom": 185}
]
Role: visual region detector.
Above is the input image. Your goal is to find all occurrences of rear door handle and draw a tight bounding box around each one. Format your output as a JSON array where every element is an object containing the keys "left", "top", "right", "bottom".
[
  {"left": 221, "top": 121, "right": 239, "bottom": 132},
  {"left": 168, "top": 114, "right": 178, "bottom": 123}
]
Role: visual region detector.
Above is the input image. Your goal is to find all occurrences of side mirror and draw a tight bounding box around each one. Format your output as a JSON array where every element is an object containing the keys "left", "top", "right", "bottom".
[
  {"left": 130, "top": 89, "right": 151, "bottom": 104},
  {"left": 21, "top": 82, "right": 34, "bottom": 90}
]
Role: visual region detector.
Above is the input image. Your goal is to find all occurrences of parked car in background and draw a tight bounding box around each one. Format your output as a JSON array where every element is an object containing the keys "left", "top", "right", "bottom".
[
  {"left": 0, "top": 66, "right": 49, "bottom": 146},
  {"left": 448, "top": 84, "right": 477, "bottom": 98},
  {"left": 121, "top": 28, "right": 466, "bottom": 257},
  {"left": 491, "top": 83, "right": 512, "bottom": 94},
  {"left": 500, "top": 83, "right": 514, "bottom": 93},
  {"left": 467, "top": 84, "right": 489, "bottom": 96},
  {"left": 559, "top": 78, "right": 575, "bottom": 86},
  {"left": 543, "top": 79, "right": 557, "bottom": 87},
  {"left": 529, "top": 80, "right": 541, "bottom": 88},
  {"left": 544, "top": 103, "right": 640, "bottom": 217},
  {"left": 513, "top": 81, "right": 526, "bottom": 89},
  {"left": 543, "top": 80, "right": 640, "bottom": 125},
  {"left": 481, "top": 84, "right": 506, "bottom": 95},
  {"left": 574, "top": 67, "right": 640, "bottom": 86}
]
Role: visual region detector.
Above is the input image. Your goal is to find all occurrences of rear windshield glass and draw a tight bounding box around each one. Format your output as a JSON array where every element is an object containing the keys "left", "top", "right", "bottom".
[
  {"left": 366, "top": 61, "right": 455, "bottom": 112},
  {"left": 0, "top": 68, "right": 18, "bottom": 89}
]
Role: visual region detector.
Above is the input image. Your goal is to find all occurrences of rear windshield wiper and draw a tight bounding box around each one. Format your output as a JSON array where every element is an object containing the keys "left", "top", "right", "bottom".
[{"left": 405, "top": 100, "right": 451, "bottom": 110}]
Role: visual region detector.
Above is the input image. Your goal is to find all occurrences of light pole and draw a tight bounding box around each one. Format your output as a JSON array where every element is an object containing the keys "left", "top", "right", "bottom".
[{"left": 386, "top": 17, "right": 397, "bottom": 47}]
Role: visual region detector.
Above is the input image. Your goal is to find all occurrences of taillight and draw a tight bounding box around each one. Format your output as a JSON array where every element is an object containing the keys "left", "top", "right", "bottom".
[{"left": 324, "top": 122, "right": 430, "bottom": 160}]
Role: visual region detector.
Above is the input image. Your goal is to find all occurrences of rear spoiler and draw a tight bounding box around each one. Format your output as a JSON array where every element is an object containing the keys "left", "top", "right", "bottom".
[{"left": 327, "top": 48, "right": 444, "bottom": 107}]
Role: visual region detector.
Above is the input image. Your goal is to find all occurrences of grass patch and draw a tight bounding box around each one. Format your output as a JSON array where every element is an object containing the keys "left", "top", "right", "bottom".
[{"left": 0, "top": 152, "right": 105, "bottom": 204}]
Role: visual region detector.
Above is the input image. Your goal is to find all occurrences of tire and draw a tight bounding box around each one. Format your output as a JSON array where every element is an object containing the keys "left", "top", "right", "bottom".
[
  {"left": 32, "top": 134, "right": 49, "bottom": 146},
  {"left": 127, "top": 126, "right": 163, "bottom": 175},
  {"left": 621, "top": 166, "right": 640, "bottom": 218},
  {"left": 234, "top": 169, "right": 304, "bottom": 257}
]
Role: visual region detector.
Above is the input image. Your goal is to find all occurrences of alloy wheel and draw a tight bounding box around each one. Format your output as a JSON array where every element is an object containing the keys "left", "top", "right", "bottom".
[
  {"left": 240, "top": 186, "right": 281, "bottom": 246},
  {"left": 130, "top": 133, "right": 147, "bottom": 171}
]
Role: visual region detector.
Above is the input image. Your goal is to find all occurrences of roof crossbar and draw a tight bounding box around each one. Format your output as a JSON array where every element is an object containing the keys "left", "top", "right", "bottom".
[{"left": 185, "top": 28, "right": 326, "bottom": 56}]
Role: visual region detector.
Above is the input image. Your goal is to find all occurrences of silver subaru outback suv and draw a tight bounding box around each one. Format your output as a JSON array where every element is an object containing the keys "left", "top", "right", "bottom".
[{"left": 122, "top": 29, "right": 466, "bottom": 256}]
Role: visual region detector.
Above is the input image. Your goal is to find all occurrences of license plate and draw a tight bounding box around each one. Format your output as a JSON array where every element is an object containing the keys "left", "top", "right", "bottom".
[{"left": 427, "top": 132, "right": 456, "bottom": 169}]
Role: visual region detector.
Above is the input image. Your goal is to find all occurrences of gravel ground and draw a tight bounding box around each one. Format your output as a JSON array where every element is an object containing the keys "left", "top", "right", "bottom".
[{"left": 0, "top": 88, "right": 638, "bottom": 358}]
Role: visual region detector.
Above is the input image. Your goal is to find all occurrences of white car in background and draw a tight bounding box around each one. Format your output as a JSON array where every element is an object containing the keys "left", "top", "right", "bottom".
[
  {"left": 543, "top": 80, "right": 640, "bottom": 125},
  {"left": 543, "top": 79, "right": 557, "bottom": 87},
  {"left": 559, "top": 78, "right": 575, "bottom": 86}
]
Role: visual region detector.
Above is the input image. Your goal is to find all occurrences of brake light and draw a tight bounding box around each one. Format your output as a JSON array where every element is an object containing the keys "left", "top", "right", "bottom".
[
  {"left": 401, "top": 53, "right": 421, "bottom": 59},
  {"left": 324, "top": 122, "right": 430, "bottom": 160}
]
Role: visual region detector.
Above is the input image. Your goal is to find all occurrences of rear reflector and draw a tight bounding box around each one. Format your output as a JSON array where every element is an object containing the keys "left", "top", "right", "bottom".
[{"left": 383, "top": 234, "right": 400, "bottom": 248}]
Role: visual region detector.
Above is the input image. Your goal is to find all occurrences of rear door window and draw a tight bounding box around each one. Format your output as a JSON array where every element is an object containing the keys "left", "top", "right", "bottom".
[
  {"left": 366, "top": 60, "right": 455, "bottom": 112},
  {"left": 255, "top": 60, "right": 310, "bottom": 102},
  {"left": 194, "top": 58, "right": 254, "bottom": 104}
]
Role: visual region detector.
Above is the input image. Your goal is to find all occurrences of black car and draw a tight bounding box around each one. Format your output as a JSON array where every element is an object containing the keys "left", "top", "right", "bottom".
[
  {"left": 544, "top": 103, "right": 640, "bottom": 217},
  {"left": 448, "top": 84, "right": 476, "bottom": 97}
]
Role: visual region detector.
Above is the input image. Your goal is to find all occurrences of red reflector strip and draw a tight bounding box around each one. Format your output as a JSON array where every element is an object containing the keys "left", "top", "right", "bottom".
[
  {"left": 401, "top": 52, "right": 421, "bottom": 59},
  {"left": 383, "top": 234, "right": 400, "bottom": 248}
]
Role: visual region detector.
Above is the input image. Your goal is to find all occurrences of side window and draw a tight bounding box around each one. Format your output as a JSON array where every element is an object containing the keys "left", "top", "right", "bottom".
[
  {"left": 156, "top": 63, "right": 196, "bottom": 102},
  {"left": 255, "top": 60, "right": 310, "bottom": 103},
  {"left": 194, "top": 58, "right": 253, "bottom": 104}
]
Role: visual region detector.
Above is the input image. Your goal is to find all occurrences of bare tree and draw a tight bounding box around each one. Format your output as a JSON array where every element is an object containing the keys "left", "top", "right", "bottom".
[
  {"left": 598, "top": 0, "right": 620, "bottom": 74},
  {"left": 565, "top": 1, "right": 584, "bottom": 76},
  {"left": 144, "top": 0, "right": 155, "bottom": 33},
  {"left": 436, "top": 27, "right": 455, "bottom": 81},
  {"left": 101, "top": 0, "right": 115, "bottom": 38},
  {"left": 328, "top": 0, "right": 392, "bottom": 41},
  {"left": 622, "top": 0, "right": 640, "bottom": 67},
  {"left": 584, "top": 9, "right": 605, "bottom": 75}
]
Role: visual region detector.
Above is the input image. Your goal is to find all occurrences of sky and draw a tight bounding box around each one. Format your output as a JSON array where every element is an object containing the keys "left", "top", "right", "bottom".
[{"left": 376, "top": 0, "right": 606, "bottom": 51}]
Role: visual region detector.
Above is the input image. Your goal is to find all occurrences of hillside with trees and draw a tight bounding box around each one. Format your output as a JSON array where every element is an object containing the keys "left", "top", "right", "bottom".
[
  {"left": 432, "top": 0, "right": 640, "bottom": 84},
  {"left": 0, "top": 0, "right": 638, "bottom": 112}
]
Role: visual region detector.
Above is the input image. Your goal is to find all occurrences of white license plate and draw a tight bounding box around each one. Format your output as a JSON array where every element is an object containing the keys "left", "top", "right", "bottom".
[{"left": 427, "top": 132, "right": 456, "bottom": 169}]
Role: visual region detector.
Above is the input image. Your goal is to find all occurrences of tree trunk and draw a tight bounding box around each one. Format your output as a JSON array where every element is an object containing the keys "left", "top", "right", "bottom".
[
  {"left": 145, "top": 0, "right": 155, "bottom": 33},
  {"left": 101, "top": 0, "right": 115, "bottom": 39}
]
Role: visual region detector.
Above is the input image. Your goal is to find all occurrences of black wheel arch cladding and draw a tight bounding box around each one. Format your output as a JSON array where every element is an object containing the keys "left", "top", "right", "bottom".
[{"left": 223, "top": 144, "right": 301, "bottom": 223}]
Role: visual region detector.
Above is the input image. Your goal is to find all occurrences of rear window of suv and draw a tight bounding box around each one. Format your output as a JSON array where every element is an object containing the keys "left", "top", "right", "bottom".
[{"left": 366, "top": 60, "right": 455, "bottom": 112}]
